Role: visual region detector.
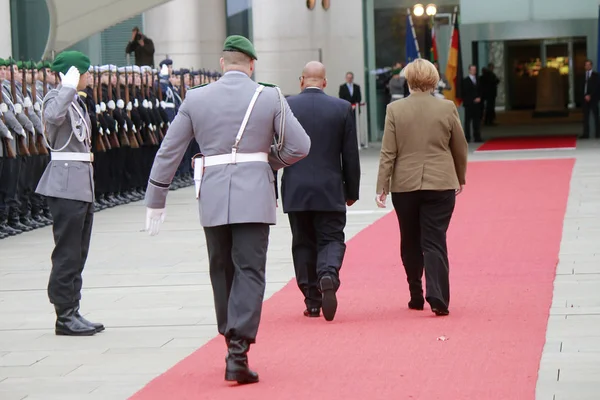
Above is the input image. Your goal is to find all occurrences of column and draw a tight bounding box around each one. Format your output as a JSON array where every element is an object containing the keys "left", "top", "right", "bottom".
[
  {"left": 567, "top": 39, "right": 575, "bottom": 108},
  {"left": 540, "top": 41, "right": 547, "bottom": 67},
  {"left": 251, "top": 0, "right": 364, "bottom": 97},
  {"left": 0, "top": 0, "right": 12, "bottom": 57},
  {"left": 143, "top": 0, "right": 226, "bottom": 71},
  {"left": 488, "top": 41, "right": 506, "bottom": 109}
]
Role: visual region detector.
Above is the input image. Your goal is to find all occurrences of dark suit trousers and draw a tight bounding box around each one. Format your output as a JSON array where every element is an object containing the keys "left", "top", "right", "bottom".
[
  {"left": 391, "top": 190, "right": 455, "bottom": 309},
  {"left": 204, "top": 223, "right": 269, "bottom": 343},
  {"left": 582, "top": 100, "right": 599, "bottom": 137},
  {"left": 484, "top": 97, "right": 496, "bottom": 124},
  {"left": 46, "top": 197, "right": 94, "bottom": 306},
  {"left": 288, "top": 211, "right": 346, "bottom": 309},
  {"left": 464, "top": 104, "right": 481, "bottom": 141}
]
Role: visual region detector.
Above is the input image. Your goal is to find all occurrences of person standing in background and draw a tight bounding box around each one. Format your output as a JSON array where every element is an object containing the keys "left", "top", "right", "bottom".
[
  {"left": 581, "top": 59, "right": 599, "bottom": 139},
  {"left": 126, "top": 27, "right": 155, "bottom": 67},
  {"left": 480, "top": 63, "right": 500, "bottom": 126}
]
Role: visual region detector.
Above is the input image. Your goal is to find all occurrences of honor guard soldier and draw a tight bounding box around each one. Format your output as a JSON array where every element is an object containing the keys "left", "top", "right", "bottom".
[
  {"left": 35, "top": 51, "right": 104, "bottom": 336},
  {"left": 144, "top": 35, "right": 311, "bottom": 384}
]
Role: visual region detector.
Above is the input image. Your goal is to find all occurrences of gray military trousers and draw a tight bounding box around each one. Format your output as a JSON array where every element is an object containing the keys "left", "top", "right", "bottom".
[
  {"left": 46, "top": 197, "right": 94, "bottom": 307},
  {"left": 203, "top": 223, "right": 269, "bottom": 343}
]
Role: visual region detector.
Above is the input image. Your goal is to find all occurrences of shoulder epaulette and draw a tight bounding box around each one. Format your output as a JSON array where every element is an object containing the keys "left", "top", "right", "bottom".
[
  {"left": 258, "top": 82, "right": 278, "bottom": 88},
  {"left": 189, "top": 83, "right": 210, "bottom": 90}
]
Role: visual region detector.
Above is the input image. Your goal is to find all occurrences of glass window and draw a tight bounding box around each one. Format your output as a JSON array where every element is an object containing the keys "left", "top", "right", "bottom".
[
  {"left": 226, "top": 0, "right": 252, "bottom": 39},
  {"left": 10, "top": 0, "right": 49, "bottom": 61}
]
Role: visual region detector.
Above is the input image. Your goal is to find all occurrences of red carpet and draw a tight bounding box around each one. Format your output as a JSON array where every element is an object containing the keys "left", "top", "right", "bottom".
[
  {"left": 476, "top": 135, "right": 577, "bottom": 152},
  {"left": 130, "top": 159, "right": 574, "bottom": 400}
]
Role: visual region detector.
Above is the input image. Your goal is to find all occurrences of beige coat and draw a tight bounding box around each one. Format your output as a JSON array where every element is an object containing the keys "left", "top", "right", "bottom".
[{"left": 376, "top": 91, "right": 468, "bottom": 194}]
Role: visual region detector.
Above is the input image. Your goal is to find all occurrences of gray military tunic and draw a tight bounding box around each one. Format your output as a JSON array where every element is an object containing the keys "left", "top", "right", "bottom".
[
  {"left": 145, "top": 71, "right": 311, "bottom": 227},
  {"left": 35, "top": 85, "right": 94, "bottom": 203}
]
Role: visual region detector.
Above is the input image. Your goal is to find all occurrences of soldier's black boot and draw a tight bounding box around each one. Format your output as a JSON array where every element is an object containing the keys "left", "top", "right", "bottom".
[
  {"left": 54, "top": 305, "right": 97, "bottom": 336},
  {"left": 21, "top": 212, "right": 44, "bottom": 229},
  {"left": 0, "top": 230, "right": 7, "bottom": 239},
  {"left": 8, "top": 209, "right": 31, "bottom": 232},
  {"left": 0, "top": 210, "right": 20, "bottom": 236},
  {"left": 73, "top": 304, "right": 105, "bottom": 332},
  {"left": 225, "top": 339, "right": 259, "bottom": 384}
]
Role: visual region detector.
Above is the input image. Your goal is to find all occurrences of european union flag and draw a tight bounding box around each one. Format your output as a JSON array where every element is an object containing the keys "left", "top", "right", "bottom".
[{"left": 406, "top": 13, "right": 420, "bottom": 62}]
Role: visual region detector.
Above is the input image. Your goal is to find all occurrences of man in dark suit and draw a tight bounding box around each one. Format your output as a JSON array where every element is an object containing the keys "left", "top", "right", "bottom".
[
  {"left": 581, "top": 59, "right": 599, "bottom": 139},
  {"left": 284, "top": 61, "right": 361, "bottom": 322},
  {"left": 339, "top": 71, "right": 362, "bottom": 119},
  {"left": 461, "top": 65, "right": 483, "bottom": 142},
  {"left": 480, "top": 63, "right": 500, "bottom": 126}
]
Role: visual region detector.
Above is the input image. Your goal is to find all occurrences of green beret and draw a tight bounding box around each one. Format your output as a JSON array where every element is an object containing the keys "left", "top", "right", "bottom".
[
  {"left": 16, "top": 61, "right": 24, "bottom": 69},
  {"left": 391, "top": 68, "right": 402, "bottom": 75},
  {"left": 223, "top": 35, "right": 257, "bottom": 60},
  {"left": 51, "top": 50, "right": 91, "bottom": 75},
  {"left": 189, "top": 83, "right": 210, "bottom": 90},
  {"left": 0, "top": 58, "right": 5, "bottom": 67}
]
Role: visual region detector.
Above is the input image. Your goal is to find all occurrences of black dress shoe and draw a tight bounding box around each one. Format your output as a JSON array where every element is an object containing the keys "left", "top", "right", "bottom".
[
  {"left": 225, "top": 339, "right": 259, "bottom": 384},
  {"left": 303, "top": 308, "right": 320, "bottom": 317},
  {"left": 428, "top": 298, "right": 449, "bottom": 316},
  {"left": 54, "top": 306, "right": 97, "bottom": 336},
  {"left": 319, "top": 276, "right": 338, "bottom": 322},
  {"left": 74, "top": 305, "right": 105, "bottom": 332},
  {"left": 408, "top": 298, "right": 424, "bottom": 310}
]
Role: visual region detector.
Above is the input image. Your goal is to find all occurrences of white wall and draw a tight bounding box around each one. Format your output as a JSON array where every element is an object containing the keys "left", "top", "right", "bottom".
[
  {"left": 461, "top": 0, "right": 600, "bottom": 24},
  {"left": 251, "top": 0, "right": 365, "bottom": 97},
  {"left": 0, "top": 0, "right": 12, "bottom": 57},
  {"left": 143, "top": 0, "right": 226, "bottom": 70}
]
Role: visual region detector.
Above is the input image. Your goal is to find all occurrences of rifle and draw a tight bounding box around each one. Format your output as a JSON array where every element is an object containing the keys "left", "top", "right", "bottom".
[
  {"left": 103, "top": 68, "right": 120, "bottom": 149},
  {"left": 111, "top": 68, "right": 130, "bottom": 148},
  {"left": 142, "top": 70, "right": 158, "bottom": 145},
  {"left": 9, "top": 60, "right": 30, "bottom": 156},
  {"left": 92, "top": 68, "right": 109, "bottom": 151},
  {"left": 151, "top": 68, "right": 164, "bottom": 141},
  {"left": 125, "top": 67, "right": 144, "bottom": 146},
  {"left": 20, "top": 62, "right": 38, "bottom": 156},
  {"left": 29, "top": 61, "right": 48, "bottom": 155},
  {"left": 0, "top": 84, "right": 16, "bottom": 159}
]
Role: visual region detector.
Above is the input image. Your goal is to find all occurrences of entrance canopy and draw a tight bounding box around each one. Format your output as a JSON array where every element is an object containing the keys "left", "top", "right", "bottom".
[{"left": 43, "top": 0, "right": 171, "bottom": 59}]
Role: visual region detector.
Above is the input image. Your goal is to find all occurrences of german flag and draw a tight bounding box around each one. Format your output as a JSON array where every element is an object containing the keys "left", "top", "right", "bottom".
[
  {"left": 431, "top": 23, "right": 438, "bottom": 63},
  {"left": 444, "top": 10, "right": 462, "bottom": 106}
]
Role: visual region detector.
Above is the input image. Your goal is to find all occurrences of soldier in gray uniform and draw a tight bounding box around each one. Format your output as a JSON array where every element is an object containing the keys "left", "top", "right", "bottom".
[
  {"left": 35, "top": 51, "right": 104, "bottom": 336},
  {"left": 144, "top": 35, "right": 311, "bottom": 384}
]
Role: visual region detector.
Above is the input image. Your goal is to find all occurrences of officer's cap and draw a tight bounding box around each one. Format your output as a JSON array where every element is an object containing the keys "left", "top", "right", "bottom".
[
  {"left": 223, "top": 35, "right": 257, "bottom": 61},
  {"left": 159, "top": 59, "right": 173, "bottom": 67},
  {"left": 51, "top": 51, "right": 91, "bottom": 75}
]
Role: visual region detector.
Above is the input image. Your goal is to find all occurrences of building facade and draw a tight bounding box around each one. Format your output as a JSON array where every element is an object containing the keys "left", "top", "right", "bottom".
[{"left": 1, "top": 0, "right": 598, "bottom": 142}]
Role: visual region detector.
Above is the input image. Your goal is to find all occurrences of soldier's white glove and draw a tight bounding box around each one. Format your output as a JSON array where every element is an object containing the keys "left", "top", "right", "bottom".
[
  {"left": 142, "top": 99, "right": 149, "bottom": 108},
  {"left": 100, "top": 102, "right": 107, "bottom": 112},
  {"left": 123, "top": 123, "right": 128, "bottom": 132},
  {"left": 148, "top": 101, "right": 153, "bottom": 110},
  {"left": 18, "top": 129, "right": 26, "bottom": 137},
  {"left": 438, "top": 81, "right": 446, "bottom": 89},
  {"left": 116, "top": 99, "right": 124, "bottom": 109},
  {"left": 114, "top": 121, "right": 118, "bottom": 132},
  {"left": 0, "top": 103, "right": 7, "bottom": 113},
  {"left": 132, "top": 125, "right": 137, "bottom": 133},
  {"left": 107, "top": 100, "right": 116, "bottom": 110},
  {"left": 134, "top": 99, "right": 139, "bottom": 108},
  {"left": 160, "top": 101, "right": 166, "bottom": 109},
  {"left": 126, "top": 102, "right": 132, "bottom": 111},
  {"left": 4, "top": 132, "right": 14, "bottom": 140},
  {"left": 95, "top": 104, "right": 101, "bottom": 114},
  {"left": 23, "top": 97, "right": 32, "bottom": 108},
  {"left": 34, "top": 102, "right": 41, "bottom": 112},
  {"left": 145, "top": 208, "right": 166, "bottom": 236},
  {"left": 149, "top": 124, "right": 155, "bottom": 131},
  {"left": 14, "top": 104, "right": 22, "bottom": 114},
  {"left": 60, "top": 66, "right": 80, "bottom": 90},
  {"left": 99, "top": 127, "right": 104, "bottom": 135},
  {"left": 155, "top": 99, "right": 159, "bottom": 108}
]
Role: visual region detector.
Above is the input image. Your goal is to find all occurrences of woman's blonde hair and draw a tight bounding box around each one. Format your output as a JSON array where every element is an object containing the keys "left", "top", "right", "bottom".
[{"left": 404, "top": 59, "right": 440, "bottom": 92}]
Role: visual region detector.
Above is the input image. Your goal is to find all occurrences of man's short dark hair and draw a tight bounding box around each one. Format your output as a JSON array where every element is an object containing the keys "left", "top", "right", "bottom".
[
  {"left": 586, "top": 59, "right": 593, "bottom": 65},
  {"left": 132, "top": 26, "right": 140, "bottom": 32},
  {"left": 346, "top": 72, "right": 354, "bottom": 76}
]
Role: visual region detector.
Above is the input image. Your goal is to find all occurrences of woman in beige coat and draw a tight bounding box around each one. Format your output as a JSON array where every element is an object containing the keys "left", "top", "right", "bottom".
[{"left": 375, "top": 59, "right": 468, "bottom": 316}]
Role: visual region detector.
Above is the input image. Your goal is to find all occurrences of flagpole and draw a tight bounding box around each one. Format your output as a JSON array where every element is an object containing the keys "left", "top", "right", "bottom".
[{"left": 407, "top": 8, "right": 421, "bottom": 59}]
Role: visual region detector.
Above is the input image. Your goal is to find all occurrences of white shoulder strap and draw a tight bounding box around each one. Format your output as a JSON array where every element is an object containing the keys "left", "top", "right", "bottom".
[{"left": 231, "top": 85, "right": 264, "bottom": 162}]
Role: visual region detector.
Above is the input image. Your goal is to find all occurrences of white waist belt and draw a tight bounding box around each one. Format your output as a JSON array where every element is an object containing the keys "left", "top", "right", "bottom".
[
  {"left": 163, "top": 102, "right": 175, "bottom": 109},
  {"left": 203, "top": 152, "right": 268, "bottom": 167},
  {"left": 51, "top": 152, "right": 94, "bottom": 162}
]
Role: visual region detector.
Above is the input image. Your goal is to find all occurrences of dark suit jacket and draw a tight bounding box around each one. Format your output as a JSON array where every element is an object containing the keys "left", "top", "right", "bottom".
[
  {"left": 338, "top": 83, "right": 362, "bottom": 105},
  {"left": 583, "top": 71, "right": 599, "bottom": 103},
  {"left": 282, "top": 88, "right": 361, "bottom": 212},
  {"left": 461, "top": 76, "right": 482, "bottom": 106}
]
